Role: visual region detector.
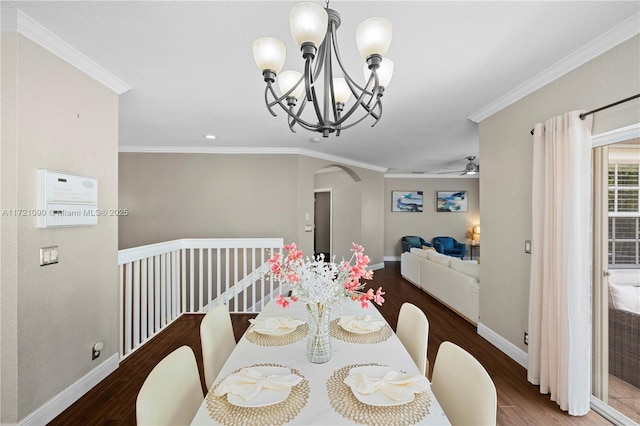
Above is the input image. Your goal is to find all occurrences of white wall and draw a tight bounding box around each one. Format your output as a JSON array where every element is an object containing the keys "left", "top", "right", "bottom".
[
  {"left": 479, "top": 35, "right": 640, "bottom": 352},
  {"left": 1, "top": 34, "right": 119, "bottom": 422}
]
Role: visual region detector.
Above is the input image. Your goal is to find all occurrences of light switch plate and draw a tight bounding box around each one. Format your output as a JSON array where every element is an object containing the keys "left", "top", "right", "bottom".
[
  {"left": 525, "top": 240, "right": 531, "bottom": 254},
  {"left": 40, "top": 246, "right": 59, "bottom": 266}
]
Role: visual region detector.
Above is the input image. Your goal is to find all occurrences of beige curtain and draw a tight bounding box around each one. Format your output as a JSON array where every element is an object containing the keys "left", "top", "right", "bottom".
[{"left": 528, "top": 111, "right": 593, "bottom": 415}]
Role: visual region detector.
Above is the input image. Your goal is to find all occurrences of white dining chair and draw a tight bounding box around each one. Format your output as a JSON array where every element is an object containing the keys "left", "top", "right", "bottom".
[
  {"left": 396, "top": 302, "right": 429, "bottom": 376},
  {"left": 136, "top": 345, "right": 204, "bottom": 425},
  {"left": 431, "top": 341, "right": 497, "bottom": 426},
  {"left": 200, "top": 303, "right": 237, "bottom": 390}
]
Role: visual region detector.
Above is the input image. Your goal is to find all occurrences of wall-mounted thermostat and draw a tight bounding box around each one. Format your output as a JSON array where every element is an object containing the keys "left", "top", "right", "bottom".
[{"left": 37, "top": 169, "right": 98, "bottom": 228}]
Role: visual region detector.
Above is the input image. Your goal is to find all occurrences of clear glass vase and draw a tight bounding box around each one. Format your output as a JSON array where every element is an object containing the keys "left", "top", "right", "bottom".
[{"left": 306, "top": 303, "right": 332, "bottom": 363}]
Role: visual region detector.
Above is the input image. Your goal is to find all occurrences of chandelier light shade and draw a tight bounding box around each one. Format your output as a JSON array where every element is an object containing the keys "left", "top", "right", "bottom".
[
  {"left": 278, "top": 70, "right": 305, "bottom": 101},
  {"left": 289, "top": 2, "right": 328, "bottom": 47},
  {"left": 252, "top": 37, "right": 286, "bottom": 74},
  {"left": 363, "top": 58, "right": 394, "bottom": 89},
  {"left": 332, "top": 77, "right": 351, "bottom": 104},
  {"left": 355, "top": 17, "right": 393, "bottom": 58},
  {"left": 252, "top": 1, "right": 393, "bottom": 137}
]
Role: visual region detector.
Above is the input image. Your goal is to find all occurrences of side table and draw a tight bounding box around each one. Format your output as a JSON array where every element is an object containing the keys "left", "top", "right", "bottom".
[{"left": 470, "top": 244, "right": 480, "bottom": 260}]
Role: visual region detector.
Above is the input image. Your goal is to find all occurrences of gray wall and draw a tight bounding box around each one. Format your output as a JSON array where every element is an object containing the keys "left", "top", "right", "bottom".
[
  {"left": 383, "top": 178, "right": 480, "bottom": 258},
  {"left": 314, "top": 169, "right": 362, "bottom": 261},
  {"left": 119, "top": 154, "right": 386, "bottom": 265},
  {"left": 1, "top": 34, "right": 119, "bottom": 422},
  {"left": 118, "top": 153, "right": 300, "bottom": 248},
  {"left": 479, "top": 35, "right": 640, "bottom": 352}
]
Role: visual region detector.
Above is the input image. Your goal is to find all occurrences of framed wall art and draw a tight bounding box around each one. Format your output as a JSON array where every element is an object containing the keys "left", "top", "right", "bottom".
[
  {"left": 437, "top": 191, "right": 468, "bottom": 212},
  {"left": 392, "top": 191, "right": 423, "bottom": 212}
]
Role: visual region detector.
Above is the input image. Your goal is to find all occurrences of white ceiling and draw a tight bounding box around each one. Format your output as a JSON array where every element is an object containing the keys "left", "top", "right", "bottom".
[{"left": 3, "top": 1, "right": 639, "bottom": 174}]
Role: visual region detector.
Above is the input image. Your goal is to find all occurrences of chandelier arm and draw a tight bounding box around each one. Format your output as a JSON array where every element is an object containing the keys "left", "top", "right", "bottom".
[
  {"left": 330, "top": 79, "right": 339, "bottom": 128},
  {"left": 303, "top": 55, "right": 314, "bottom": 102},
  {"left": 370, "top": 102, "right": 382, "bottom": 127},
  {"left": 343, "top": 74, "right": 371, "bottom": 104},
  {"left": 335, "top": 87, "right": 382, "bottom": 127},
  {"left": 266, "top": 83, "right": 319, "bottom": 129},
  {"left": 334, "top": 61, "right": 381, "bottom": 125},
  {"left": 337, "top": 101, "right": 383, "bottom": 131},
  {"left": 364, "top": 69, "right": 381, "bottom": 110},
  {"left": 287, "top": 107, "right": 297, "bottom": 133},
  {"left": 324, "top": 33, "right": 339, "bottom": 130},
  {"left": 262, "top": 63, "right": 328, "bottom": 132},
  {"left": 342, "top": 72, "right": 378, "bottom": 117},
  {"left": 267, "top": 85, "right": 326, "bottom": 131},
  {"left": 306, "top": 68, "right": 326, "bottom": 127},
  {"left": 264, "top": 75, "right": 305, "bottom": 113},
  {"left": 334, "top": 78, "right": 379, "bottom": 125},
  {"left": 312, "top": 40, "right": 327, "bottom": 82},
  {"left": 267, "top": 84, "right": 293, "bottom": 115},
  {"left": 264, "top": 85, "right": 278, "bottom": 117},
  {"left": 329, "top": 24, "right": 366, "bottom": 93}
]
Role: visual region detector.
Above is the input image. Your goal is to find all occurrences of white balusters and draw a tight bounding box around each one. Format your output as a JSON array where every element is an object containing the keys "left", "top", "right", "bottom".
[{"left": 118, "top": 238, "right": 283, "bottom": 358}]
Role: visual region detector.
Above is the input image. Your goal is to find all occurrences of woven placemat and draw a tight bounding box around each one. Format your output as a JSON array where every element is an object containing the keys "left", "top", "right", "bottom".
[
  {"left": 327, "top": 363, "right": 431, "bottom": 426},
  {"left": 245, "top": 323, "right": 309, "bottom": 346},
  {"left": 206, "top": 363, "right": 310, "bottom": 426},
  {"left": 329, "top": 319, "right": 393, "bottom": 344}
]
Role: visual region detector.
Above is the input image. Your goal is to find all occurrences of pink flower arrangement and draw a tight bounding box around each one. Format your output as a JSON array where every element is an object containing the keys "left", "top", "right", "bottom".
[{"left": 266, "top": 242, "right": 384, "bottom": 309}]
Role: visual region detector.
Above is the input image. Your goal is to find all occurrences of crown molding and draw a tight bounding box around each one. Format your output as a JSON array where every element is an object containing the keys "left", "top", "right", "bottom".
[
  {"left": 468, "top": 12, "right": 640, "bottom": 123},
  {"left": 384, "top": 173, "right": 479, "bottom": 179},
  {"left": 118, "top": 146, "right": 389, "bottom": 173},
  {"left": 2, "top": 9, "right": 131, "bottom": 94}
]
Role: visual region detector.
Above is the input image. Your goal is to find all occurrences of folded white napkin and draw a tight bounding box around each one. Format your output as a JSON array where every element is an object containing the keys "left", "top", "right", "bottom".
[
  {"left": 214, "top": 368, "right": 303, "bottom": 401},
  {"left": 344, "top": 370, "right": 429, "bottom": 401},
  {"left": 249, "top": 317, "right": 305, "bottom": 335},
  {"left": 338, "top": 315, "right": 386, "bottom": 333}
]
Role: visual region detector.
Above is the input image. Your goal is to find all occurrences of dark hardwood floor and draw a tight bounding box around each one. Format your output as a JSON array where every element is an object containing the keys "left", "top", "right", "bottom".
[{"left": 49, "top": 262, "right": 609, "bottom": 425}]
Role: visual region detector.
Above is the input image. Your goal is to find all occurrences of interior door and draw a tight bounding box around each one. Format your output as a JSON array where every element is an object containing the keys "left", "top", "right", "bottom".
[{"left": 314, "top": 190, "right": 331, "bottom": 258}]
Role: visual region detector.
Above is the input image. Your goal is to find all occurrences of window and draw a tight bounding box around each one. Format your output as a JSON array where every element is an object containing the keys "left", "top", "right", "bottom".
[{"left": 608, "top": 161, "right": 640, "bottom": 267}]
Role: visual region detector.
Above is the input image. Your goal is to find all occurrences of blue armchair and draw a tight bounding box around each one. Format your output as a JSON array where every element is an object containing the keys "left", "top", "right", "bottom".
[
  {"left": 432, "top": 237, "right": 466, "bottom": 259},
  {"left": 401, "top": 236, "right": 432, "bottom": 253}
]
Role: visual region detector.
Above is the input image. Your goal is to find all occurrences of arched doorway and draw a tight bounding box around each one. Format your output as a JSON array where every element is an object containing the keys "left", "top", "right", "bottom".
[{"left": 313, "top": 165, "right": 362, "bottom": 260}]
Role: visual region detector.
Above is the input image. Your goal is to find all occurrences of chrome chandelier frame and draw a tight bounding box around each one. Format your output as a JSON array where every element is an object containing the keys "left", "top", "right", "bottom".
[{"left": 260, "top": 8, "right": 385, "bottom": 138}]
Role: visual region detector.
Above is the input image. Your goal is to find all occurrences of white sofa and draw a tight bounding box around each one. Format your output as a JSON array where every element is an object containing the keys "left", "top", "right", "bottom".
[{"left": 401, "top": 248, "right": 480, "bottom": 324}]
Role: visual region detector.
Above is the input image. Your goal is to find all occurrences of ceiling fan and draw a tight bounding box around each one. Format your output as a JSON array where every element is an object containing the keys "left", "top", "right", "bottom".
[{"left": 438, "top": 156, "right": 480, "bottom": 175}]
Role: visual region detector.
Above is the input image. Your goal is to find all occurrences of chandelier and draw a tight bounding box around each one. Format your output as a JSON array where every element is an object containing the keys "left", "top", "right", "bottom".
[{"left": 252, "top": 1, "right": 393, "bottom": 138}]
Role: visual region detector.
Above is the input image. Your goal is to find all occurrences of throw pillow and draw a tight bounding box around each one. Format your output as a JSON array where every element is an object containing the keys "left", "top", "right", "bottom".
[{"left": 609, "top": 283, "right": 640, "bottom": 315}]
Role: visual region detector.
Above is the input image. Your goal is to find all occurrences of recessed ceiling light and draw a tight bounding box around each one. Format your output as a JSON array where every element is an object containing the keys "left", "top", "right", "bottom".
[{"left": 204, "top": 134, "right": 217, "bottom": 140}]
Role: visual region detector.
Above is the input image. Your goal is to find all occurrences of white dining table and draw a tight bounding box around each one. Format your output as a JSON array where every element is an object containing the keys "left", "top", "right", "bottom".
[{"left": 191, "top": 298, "right": 450, "bottom": 425}]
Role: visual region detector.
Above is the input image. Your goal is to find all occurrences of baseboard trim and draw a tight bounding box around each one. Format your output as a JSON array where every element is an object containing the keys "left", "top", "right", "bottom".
[
  {"left": 477, "top": 322, "right": 528, "bottom": 369},
  {"left": 383, "top": 256, "right": 400, "bottom": 262},
  {"left": 19, "top": 353, "right": 120, "bottom": 425},
  {"left": 369, "top": 262, "right": 385, "bottom": 271}
]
